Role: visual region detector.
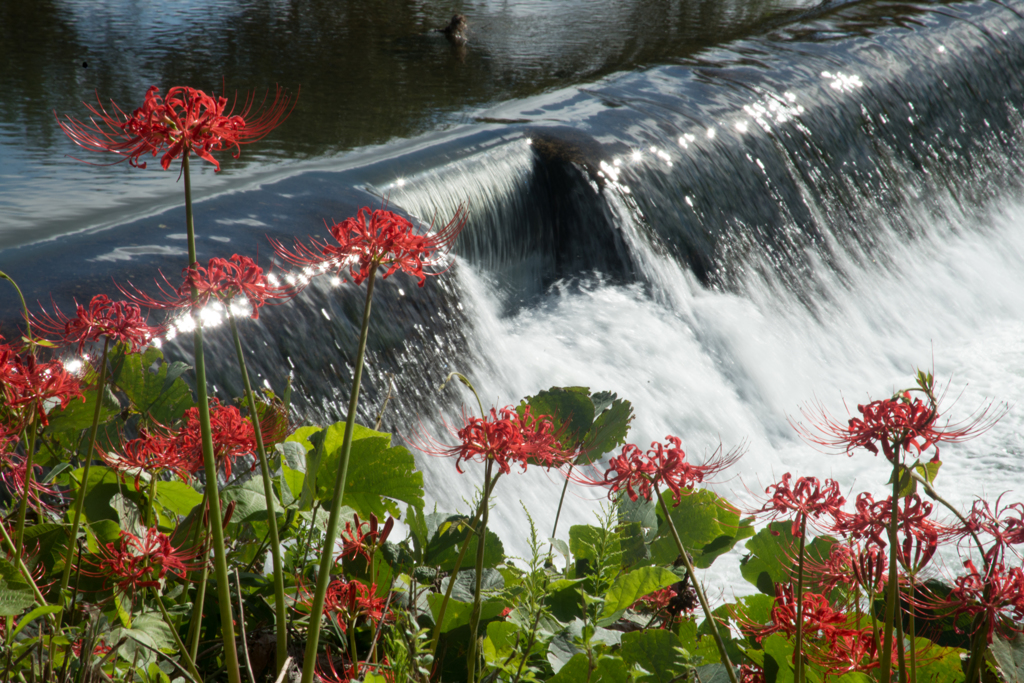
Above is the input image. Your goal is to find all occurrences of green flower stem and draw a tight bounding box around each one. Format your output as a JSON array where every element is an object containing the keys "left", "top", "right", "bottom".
[
  {"left": 656, "top": 492, "right": 740, "bottom": 683},
  {"left": 467, "top": 458, "right": 495, "bottom": 683},
  {"left": 906, "top": 577, "right": 917, "bottom": 683},
  {"left": 0, "top": 271, "right": 33, "bottom": 344},
  {"left": 428, "top": 474, "right": 501, "bottom": 659},
  {"left": 182, "top": 153, "right": 242, "bottom": 683},
  {"left": 879, "top": 463, "right": 901, "bottom": 683},
  {"left": 153, "top": 587, "right": 203, "bottom": 683},
  {"left": 228, "top": 313, "right": 288, "bottom": 674},
  {"left": 0, "top": 519, "right": 48, "bottom": 609},
  {"left": 300, "top": 261, "right": 379, "bottom": 683},
  {"left": 187, "top": 532, "right": 212, "bottom": 666},
  {"left": 794, "top": 514, "right": 808, "bottom": 683},
  {"left": 58, "top": 337, "right": 111, "bottom": 599},
  {"left": 12, "top": 419, "right": 39, "bottom": 570}
]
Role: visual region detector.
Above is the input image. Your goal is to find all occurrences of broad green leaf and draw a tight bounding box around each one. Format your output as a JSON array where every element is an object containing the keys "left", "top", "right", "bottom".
[
  {"left": 11, "top": 605, "right": 61, "bottom": 638},
  {"left": 424, "top": 520, "right": 504, "bottom": 572},
  {"left": 598, "top": 566, "right": 678, "bottom": 625},
  {"left": 617, "top": 493, "right": 658, "bottom": 541},
  {"left": 650, "top": 489, "right": 733, "bottom": 566},
  {"left": 0, "top": 582, "right": 35, "bottom": 616},
  {"left": 741, "top": 523, "right": 834, "bottom": 595},
  {"left": 549, "top": 653, "right": 590, "bottom": 683},
  {"left": 991, "top": 633, "right": 1024, "bottom": 683},
  {"left": 520, "top": 386, "right": 595, "bottom": 449},
  {"left": 130, "top": 612, "right": 177, "bottom": 650},
  {"left": 763, "top": 634, "right": 794, "bottom": 683},
  {"left": 78, "top": 466, "right": 144, "bottom": 526},
  {"left": 313, "top": 422, "right": 424, "bottom": 518},
  {"left": 620, "top": 629, "right": 690, "bottom": 683},
  {"left": 43, "top": 385, "right": 119, "bottom": 434},
  {"left": 425, "top": 593, "right": 504, "bottom": 633},
  {"left": 442, "top": 568, "right": 504, "bottom": 603},
  {"left": 155, "top": 480, "right": 202, "bottom": 517},
  {"left": 221, "top": 478, "right": 282, "bottom": 524},
  {"left": 569, "top": 524, "right": 618, "bottom": 565},
  {"left": 112, "top": 346, "right": 194, "bottom": 423},
  {"left": 580, "top": 396, "right": 634, "bottom": 464},
  {"left": 113, "top": 588, "right": 132, "bottom": 628},
  {"left": 696, "top": 515, "right": 756, "bottom": 570}
]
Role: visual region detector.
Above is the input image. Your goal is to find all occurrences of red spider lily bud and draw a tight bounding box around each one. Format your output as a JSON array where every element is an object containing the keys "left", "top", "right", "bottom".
[
  {"left": 223, "top": 501, "right": 236, "bottom": 529},
  {"left": 57, "top": 85, "right": 295, "bottom": 172}
]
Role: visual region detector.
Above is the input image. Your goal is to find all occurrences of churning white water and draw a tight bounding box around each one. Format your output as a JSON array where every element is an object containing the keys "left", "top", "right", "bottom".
[{"left": 415, "top": 180, "right": 1024, "bottom": 595}]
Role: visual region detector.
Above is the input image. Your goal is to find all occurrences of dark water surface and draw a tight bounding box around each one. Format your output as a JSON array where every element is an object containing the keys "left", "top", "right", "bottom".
[{"left": 0, "top": 0, "right": 813, "bottom": 246}]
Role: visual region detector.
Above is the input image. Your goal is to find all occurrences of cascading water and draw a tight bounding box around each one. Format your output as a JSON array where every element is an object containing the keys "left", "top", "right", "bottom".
[{"left": 382, "top": 0, "right": 1024, "bottom": 592}]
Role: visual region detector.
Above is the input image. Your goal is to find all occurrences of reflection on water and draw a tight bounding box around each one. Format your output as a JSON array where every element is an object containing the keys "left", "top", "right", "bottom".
[{"left": 0, "top": 0, "right": 814, "bottom": 245}]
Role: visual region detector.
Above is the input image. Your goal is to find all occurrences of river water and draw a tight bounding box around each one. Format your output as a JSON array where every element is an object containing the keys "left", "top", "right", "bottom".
[{"left": 2, "top": 0, "right": 1024, "bottom": 595}]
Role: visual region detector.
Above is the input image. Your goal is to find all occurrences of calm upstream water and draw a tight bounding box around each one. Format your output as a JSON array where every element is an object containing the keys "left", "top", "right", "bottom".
[{"left": 3, "top": 0, "right": 1024, "bottom": 593}]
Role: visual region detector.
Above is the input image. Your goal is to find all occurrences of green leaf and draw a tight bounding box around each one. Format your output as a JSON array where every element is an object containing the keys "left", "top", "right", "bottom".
[
  {"left": 741, "top": 522, "right": 833, "bottom": 595},
  {"left": 763, "top": 634, "right": 794, "bottom": 683},
  {"left": 221, "top": 477, "right": 283, "bottom": 524},
  {"left": 11, "top": 605, "right": 61, "bottom": 638},
  {"left": 78, "top": 465, "right": 144, "bottom": 526},
  {"left": 549, "top": 653, "right": 590, "bottom": 683},
  {"left": 0, "top": 583, "right": 35, "bottom": 616},
  {"left": 569, "top": 524, "right": 616, "bottom": 565},
  {"left": 598, "top": 566, "right": 678, "bottom": 625},
  {"left": 520, "top": 386, "right": 595, "bottom": 449},
  {"left": 425, "top": 593, "right": 504, "bottom": 633},
  {"left": 580, "top": 396, "right": 634, "bottom": 464},
  {"left": 650, "top": 489, "right": 735, "bottom": 566},
  {"left": 155, "top": 481, "right": 202, "bottom": 517},
  {"left": 620, "top": 629, "right": 690, "bottom": 683},
  {"left": 314, "top": 422, "right": 424, "bottom": 518},
  {"left": 424, "top": 518, "right": 504, "bottom": 572},
  {"left": 43, "top": 385, "right": 120, "bottom": 434},
  {"left": 617, "top": 494, "right": 658, "bottom": 541},
  {"left": 991, "top": 632, "right": 1024, "bottom": 683}
]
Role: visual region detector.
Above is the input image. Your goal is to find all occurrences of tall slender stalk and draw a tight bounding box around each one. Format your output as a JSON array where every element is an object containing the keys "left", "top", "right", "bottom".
[
  {"left": 466, "top": 458, "right": 495, "bottom": 683},
  {"left": 879, "top": 461, "right": 901, "bottom": 683},
  {"left": 57, "top": 336, "right": 112, "bottom": 601},
  {"left": 793, "top": 514, "right": 808, "bottom": 683},
  {"left": 656, "top": 493, "right": 740, "bottom": 683},
  {"left": 300, "top": 262, "right": 379, "bottom": 683},
  {"left": 228, "top": 314, "right": 288, "bottom": 674},
  {"left": 182, "top": 154, "right": 242, "bottom": 683}
]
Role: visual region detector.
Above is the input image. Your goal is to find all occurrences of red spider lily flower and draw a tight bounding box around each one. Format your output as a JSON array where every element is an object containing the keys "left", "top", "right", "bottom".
[
  {"left": 272, "top": 204, "right": 468, "bottom": 287},
  {"left": 574, "top": 437, "right": 739, "bottom": 504},
  {"left": 57, "top": 85, "right": 295, "bottom": 171},
  {"left": 805, "top": 627, "right": 902, "bottom": 676},
  {"left": 833, "top": 492, "right": 940, "bottom": 549},
  {"left": 941, "top": 560, "right": 1024, "bottom": 643},
  {"left": 336, "top": 513, "right": 395, "bottom": 564},
  {"left": 757, "top": 473, "right": 845, "bottom": 535},
  {"left": 316, "top": 650, "right": 392, "bottom": 683},
  {"left": 742, "top": 583, "right": 857, "bottom": 650},
  {"left": 319, "top": 578, "right": 391, "bottom": 632},
  {"left": 801, "top": 542, "right": 857, "bottom": 594},
  {"left": 0, "top": 349, "right": 83, "bottom": 428},
  {"left": 70, "top": 639, "right": 113, "bottom": 659},
  {"left": 740, "top": 663, "right": 766, "bottom": 683},
  {"left": 100, "top": 427, "right": 190, "bottom": 490},
  {"left": 423, "top": 405, "right": 574, "bottom": 476},
  {"left": 83, "top": 527, "right": 199, "bottom": 593},
  {"left": 32, "top": 294, "right": 159, "bottom": 354},
  {"left": 175, "top": 399, "right": 257, "bottom": 480},
  {"left": 956, "top": 496, "right": 1024, "bottom": 565},
  {"left": 633, "top": 586, "right": 677, "bottom": 612},
  {"left": 796, "top": 389, "right": 1002, "bottom": 464},
  {"left": 0, "top": 451, "right": 65, "bottom": 514},
  {"left": 120, "top": 254, "right": 298, "bottom": 320}
]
